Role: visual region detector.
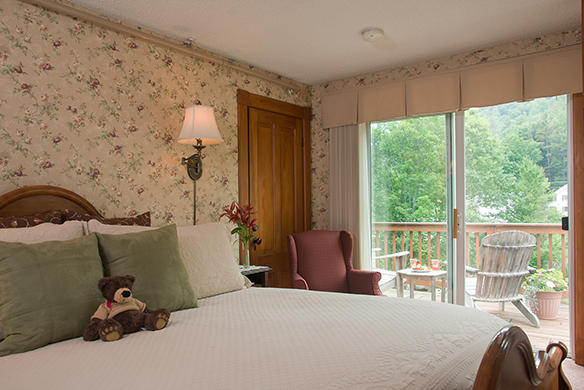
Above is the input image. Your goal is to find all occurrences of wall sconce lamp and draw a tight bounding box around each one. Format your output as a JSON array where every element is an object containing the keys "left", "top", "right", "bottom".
[{"left": 177, "top": 105, "right": 223, "bottom": 224}]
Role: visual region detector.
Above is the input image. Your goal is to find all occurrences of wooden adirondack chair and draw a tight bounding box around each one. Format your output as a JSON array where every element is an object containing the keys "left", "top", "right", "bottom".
[{"left": 465, "top": 230, "right": 540, "bottom": 328}]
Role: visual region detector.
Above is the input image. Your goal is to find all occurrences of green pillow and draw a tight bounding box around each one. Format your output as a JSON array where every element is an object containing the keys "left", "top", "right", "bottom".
[
  {"left": 0, "top": 234, "right": 104, "bottom": 357},
  {"left": 96, "top": 224, "right": 197, "bottom": 312}
]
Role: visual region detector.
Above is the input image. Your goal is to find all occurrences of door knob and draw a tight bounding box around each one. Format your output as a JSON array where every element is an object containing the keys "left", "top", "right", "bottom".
[{"left": 253, "top": 237, "right": 262, "bottom": 245}]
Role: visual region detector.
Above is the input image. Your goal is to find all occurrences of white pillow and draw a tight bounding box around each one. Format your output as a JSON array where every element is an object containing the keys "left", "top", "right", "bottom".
[
  {"left": 0, "top": 220, "right": 86, "bottom": 341},
  {"left": 0, "top": 221, "right": 85, "bottom": 243},
  {"left": 87, "top": 220, "right": 248, "bottom": 299}
]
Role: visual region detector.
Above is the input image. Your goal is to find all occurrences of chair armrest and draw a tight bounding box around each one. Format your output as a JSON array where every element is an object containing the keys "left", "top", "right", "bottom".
[
  {"left": 466, "top": 266, "right": 479, "bottom": 274},
  {"left": 373, "top": 251, "right": 410, "bottom": 270},
  {"left": 528, "top": 266, "right": 536, "bottom": 274},
  {"left": 291, "top": 273, "right": 309, "bottom": 290},
  {"left": 347, "top": 269, "right": 383, "bottom": 296}
]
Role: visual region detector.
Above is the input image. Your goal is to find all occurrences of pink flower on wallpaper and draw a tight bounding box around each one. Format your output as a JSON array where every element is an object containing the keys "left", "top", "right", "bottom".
[
  {"left": 14, "top": 169, "right": 23, "bottom": 177},
  {"left": 53, "top": 40, "right": 61, "bottom": 47},
  {"left": 52, "top": 136, "right": 60, "bottom": 144},
  {"left": 13, "top": 66, "right": 23, "bottom": 74},
  {"left": 37, "top": 158, "right": 52, "bottom": 168},
  {"left": 89, "top": 168, "right": 100, "bottom": 179}
]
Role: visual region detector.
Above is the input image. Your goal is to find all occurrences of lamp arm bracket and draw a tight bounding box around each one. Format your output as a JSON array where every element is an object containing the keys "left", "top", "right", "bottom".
[{"left": 182, "top": 152, "right": 203, "bottom": 181}]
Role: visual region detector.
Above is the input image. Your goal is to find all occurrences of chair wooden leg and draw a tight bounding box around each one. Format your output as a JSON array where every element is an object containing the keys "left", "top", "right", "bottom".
[
  {"left": 465, "top": 292, "right": 480, "bottom": 309},
  {"left": 499, "top": 302, "right": 505, "bottom": 311},
  {"left": 512, "top": 299, "right": 540, "bottom": 328}
]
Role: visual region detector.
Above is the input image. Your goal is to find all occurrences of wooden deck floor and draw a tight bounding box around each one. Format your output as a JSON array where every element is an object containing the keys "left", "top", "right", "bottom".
[{"left": 383, "top": 287, "right": 570, "bottom": 352}]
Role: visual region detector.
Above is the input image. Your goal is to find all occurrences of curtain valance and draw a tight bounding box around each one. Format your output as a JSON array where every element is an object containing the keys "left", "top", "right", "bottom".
[{"left": 321, "top": 45, "right": 582, "bottom": 129}]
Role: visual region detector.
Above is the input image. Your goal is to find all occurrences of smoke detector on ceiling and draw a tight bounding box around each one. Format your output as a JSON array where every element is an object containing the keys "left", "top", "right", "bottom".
[{"left": 362, "top": 28, "right": 385, "bottom": 43}]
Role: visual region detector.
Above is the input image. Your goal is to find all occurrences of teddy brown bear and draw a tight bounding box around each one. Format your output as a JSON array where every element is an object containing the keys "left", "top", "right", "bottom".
[{"left": 82, "top": 274, "right": 170, "bottom": 342}]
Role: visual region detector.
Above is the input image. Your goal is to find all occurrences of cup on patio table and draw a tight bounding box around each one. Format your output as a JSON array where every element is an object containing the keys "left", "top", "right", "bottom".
[
  {"left": 409, "top": 259, "right": 420, "bottom": 269},
  {"left": 431, "top": 259, "right": 443, "bottom": 271}
]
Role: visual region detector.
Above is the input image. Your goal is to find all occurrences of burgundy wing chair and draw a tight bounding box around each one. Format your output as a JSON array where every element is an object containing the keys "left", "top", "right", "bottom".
[{"left": 287, "top": 230, "right": 383, "bottom": 295}]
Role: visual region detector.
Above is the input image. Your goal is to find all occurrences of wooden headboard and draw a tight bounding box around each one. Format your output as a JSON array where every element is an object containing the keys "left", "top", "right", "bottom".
[{"left": 0, "top": 185, "right": 103, "bottom": 221}]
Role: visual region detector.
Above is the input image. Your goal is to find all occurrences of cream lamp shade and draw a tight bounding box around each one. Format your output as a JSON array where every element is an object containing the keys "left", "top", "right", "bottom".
[{"left": 177, "top": 105, "right": 223, "bottom": 145}]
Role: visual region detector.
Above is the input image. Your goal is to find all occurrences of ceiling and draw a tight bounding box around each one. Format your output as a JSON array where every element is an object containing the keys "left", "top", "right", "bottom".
[{"left": 67, "top": 0, "right": 581, "bottom": 86}]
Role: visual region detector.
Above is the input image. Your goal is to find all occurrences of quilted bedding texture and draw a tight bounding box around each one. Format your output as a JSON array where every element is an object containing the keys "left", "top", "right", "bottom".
[{"left": 0, "top": 287, "right": 507, "bottom": 390}]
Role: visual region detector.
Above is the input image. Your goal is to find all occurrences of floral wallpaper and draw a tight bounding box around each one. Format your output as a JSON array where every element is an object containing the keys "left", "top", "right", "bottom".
[
  {"left": 0, "top": 0, "right": 311, "bottom": 227},
  {"left": 309, "top": 28, "right": 582, "bottom": 230}
]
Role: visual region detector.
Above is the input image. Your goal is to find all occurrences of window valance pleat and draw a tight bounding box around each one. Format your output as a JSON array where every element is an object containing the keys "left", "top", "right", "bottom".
[
  {"left": 320, "top": 45, "right": 582, "bottom": 129},
  {"left": 524, "top": 46, "right": 582, "bottom": 100},
  {"left": 406, "top": 72, "right": 460, "bottom": 117},
  {"left": 321, "top": 90, "right": 358, "bottom": 129},
  {"left": 358, "top": 82, "right": 406, "bottom": 123},
  {"left": 460, "top": 61, "right": 523, "bottom": 109}
]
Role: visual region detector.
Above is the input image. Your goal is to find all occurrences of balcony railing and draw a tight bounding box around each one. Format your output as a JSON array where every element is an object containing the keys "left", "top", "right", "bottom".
[{"left": 372, "top": 222, "right": 569, "bottom": 278}]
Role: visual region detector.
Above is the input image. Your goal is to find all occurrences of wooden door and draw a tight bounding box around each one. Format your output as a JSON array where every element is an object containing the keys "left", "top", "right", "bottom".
[{"left": 237, "top": 90, "right": 311, "bottom": 288}]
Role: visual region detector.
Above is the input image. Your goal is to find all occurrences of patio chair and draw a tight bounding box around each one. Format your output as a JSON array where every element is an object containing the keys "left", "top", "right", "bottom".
[
  {"left": 372, "top": 248, "right": 410, "bottom": 292},
  {"left": 287, "top": 230, "right": 383, "bottom": 295},
  {"left": 465, "top": 230, "right": 540, "bottom": 328}
]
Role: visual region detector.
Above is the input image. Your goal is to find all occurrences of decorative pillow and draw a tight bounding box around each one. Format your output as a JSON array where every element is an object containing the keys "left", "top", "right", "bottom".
[
  {"left": 0, "top": 220, "right": 85, "bottom": 244},
  {"left": 0, "top": 210, "right": 62, "bottom": 228},
  {"left": 65, "top": 209, "right": 151, "bottom": 226},
  {"left": 95, "top": 224, "right": 197, "bottom": 312},
  {"left": 0, "top": 234, "right": 104, "bottom": 357},
  {"left": 175, "top": 223, "right": 249, "bottom": 298},
  {"left": 87, "top": 220, "right": 248, "bottom": 298},
  {"left": 0, "top": 220, "right": 86, "bottom": 343}
]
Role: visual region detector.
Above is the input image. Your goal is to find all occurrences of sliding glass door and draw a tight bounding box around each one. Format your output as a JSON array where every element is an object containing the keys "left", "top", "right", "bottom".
[
  {"left": 370, "top": 115, "right": 451, "bottom": 299},
  {"left": 370, "top": 95, "right": 570, "bottom": 350}
]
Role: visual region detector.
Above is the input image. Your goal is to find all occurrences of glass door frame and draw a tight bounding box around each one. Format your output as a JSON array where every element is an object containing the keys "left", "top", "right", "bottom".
[{"left": 448, "top": 111, "right": 467, "bottom": 305}]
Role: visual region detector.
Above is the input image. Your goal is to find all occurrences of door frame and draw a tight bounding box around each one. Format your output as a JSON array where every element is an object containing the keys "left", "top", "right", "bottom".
[{"left": 237, "top": 89, "right": 312, "bottom": 232}]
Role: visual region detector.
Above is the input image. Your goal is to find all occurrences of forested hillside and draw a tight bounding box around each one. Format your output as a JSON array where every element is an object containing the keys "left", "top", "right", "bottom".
[{"left": 371, "top": 96, "right": 567, "bottom": 225}]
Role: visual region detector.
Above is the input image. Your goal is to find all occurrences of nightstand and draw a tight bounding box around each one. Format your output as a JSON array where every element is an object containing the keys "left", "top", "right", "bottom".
[{"left": 239, "top": 265, "right": 271, "bottom": 287}]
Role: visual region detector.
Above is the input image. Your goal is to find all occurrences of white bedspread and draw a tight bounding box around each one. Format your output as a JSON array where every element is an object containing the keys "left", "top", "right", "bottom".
[{"left": 0, "top": 288, "right": 507, "bottom": 390}]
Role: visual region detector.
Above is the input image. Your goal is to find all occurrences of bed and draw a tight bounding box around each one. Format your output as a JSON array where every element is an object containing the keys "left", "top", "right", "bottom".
[{"left": 0, "top": 185, "right": 572, "bottom": 390}]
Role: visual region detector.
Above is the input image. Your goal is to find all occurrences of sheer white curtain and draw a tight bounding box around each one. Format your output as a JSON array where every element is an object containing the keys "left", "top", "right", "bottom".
[{"left": 328, "top": 123, "right": 371, "bottom": 270}]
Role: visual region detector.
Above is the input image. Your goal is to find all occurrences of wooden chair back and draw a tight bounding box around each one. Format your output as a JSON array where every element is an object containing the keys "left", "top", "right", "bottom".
[{"left": 475, "top": 230, "right": 536, "bottom": 301}]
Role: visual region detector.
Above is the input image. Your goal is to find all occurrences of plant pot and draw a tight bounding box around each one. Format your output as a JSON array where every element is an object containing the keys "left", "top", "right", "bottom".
[{"left": 535, "top": 290, "right": 564, "bottom": 320}]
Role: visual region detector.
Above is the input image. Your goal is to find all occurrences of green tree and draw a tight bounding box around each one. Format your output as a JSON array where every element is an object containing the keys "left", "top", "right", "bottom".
[{"left": 371, "top": 116, "right": 446, "bottom": 223}]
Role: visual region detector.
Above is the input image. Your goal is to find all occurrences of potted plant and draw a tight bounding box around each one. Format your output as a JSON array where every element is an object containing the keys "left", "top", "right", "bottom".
[{"left": 522, "top": 268, "right": 568, "bottom": 320}]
